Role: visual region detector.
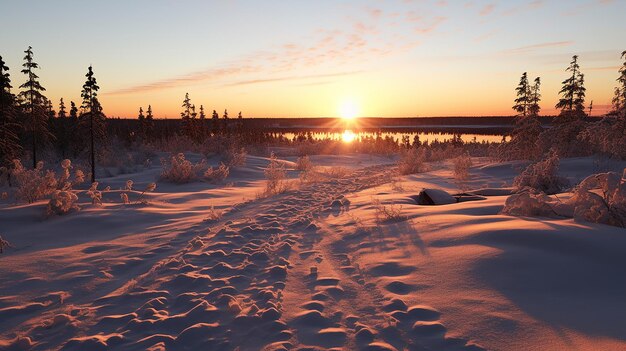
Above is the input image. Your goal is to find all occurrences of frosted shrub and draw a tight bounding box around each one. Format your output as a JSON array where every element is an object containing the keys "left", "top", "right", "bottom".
[
  {"left": 513, "top": 150, "right": 569, "bottom": 195},
  {"left": 224, "top": 147, "right": 247, "bottom": 167},
  {"left": 135, "top": 182, "right": 157, "bottom": 205},
  {"left": 120, "top": 192, "right": 130, "bottom": 205},
  {"left": 569, "top": 170, "right": 626, "bottom": 227},
  {"left": 46, "top": 190, "right": 80, "bottom": 216},
  {"left": 373, "top": 198, "right": 407, "bottom": 223},
  {"left": 398, "top": 148, "right": 428, "bottom": 175},
  {"left": 453, "top": 153, "right": 473, "bottom": 191},
  {"left": 580, "top": 114, "right": 626, "bottom": 159},
  {"left": 296, "top": 155, "right": 313, "bottom": 171},
  {"left": 0, "top": 235, "right": 11, "bottom": 254},
  {"left": 125, "top": 180, "right": 133, "bottom": 191},
  {"left": 205, "top": 205, "right": 223, "bottom": 222},
  {"left": 501, "top": 190, "right": 558, "bottom": 217},
  {"left": 160, "top": 153, "right": 206, "bottom": 183},
  {"left": 74, "top": 169, "right": 85, "bottom": 186},
  {"left": 87, "top": 182, "right": 103, "bottom": 205},
  {"left": 264, "top": 153, "right": 287, "bottom": 196},
  {"left": 324, "top": 166, "right": 350, "bottom": 179},
  {"left": 12, "top": 160, "right": 58, "bottom": 203},
  {"left": 204, "top": 163, "right": 230, "bottom": 183}
]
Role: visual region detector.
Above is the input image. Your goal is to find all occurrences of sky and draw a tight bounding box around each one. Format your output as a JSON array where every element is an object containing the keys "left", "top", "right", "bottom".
[{"left": 1, "top": 0, "right": 625, "bottom": 118}]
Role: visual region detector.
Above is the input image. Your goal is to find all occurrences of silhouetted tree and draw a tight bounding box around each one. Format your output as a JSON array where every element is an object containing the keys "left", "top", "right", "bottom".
[
  {"left": 18, "top": 46, "right": 51, "bottom": 168},
  {"left": 199, "top": 104, "right": 207, "bottom": 139},
  {"left": 145, "top": 104, "right": 155, "bottom": 141},
  {"left": 556, "top": 55, "right": 586, "bottom": 118},
  {"left": 0, "top": 55, "right": 21, "bottom": 168},
  {"left": 222, "top": 109, "right": 229, "bottom": 134},
  {"left": 512, "top": 72, "right": 530, "bottom": 117},
  {"left": 237, "top": 111, "right": 243, "bottom": 134},
  {"left": 79, "top": 65, "right": 106, "bottom": 183},
  {"left": 611, "top": 51, "right": 626, "bottom": 115},
  {"left": 44, "top": 98, "right": 55, "bottom": 119},
  {"left": 529, "top": 77, "right": 541, "bottom": 117},
  {"left": 211, "top": 109, "right": 219, "bottom": 135},
  {"left": 58, "top": 98, "right": 66, "bottom": 118},
  {"left": 137, "top": 106, "right": 146, "bottom": 140},
  {"left": 69, "top": 101, "right": 78, "bottom": 120},
  {"left": 180, "top": 93, "right": 194, "bottom": 139}
]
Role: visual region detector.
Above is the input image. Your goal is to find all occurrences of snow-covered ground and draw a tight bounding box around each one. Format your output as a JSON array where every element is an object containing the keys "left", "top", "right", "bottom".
[{"left": 0, "top": 154, "right": 625, "bottom": 351}]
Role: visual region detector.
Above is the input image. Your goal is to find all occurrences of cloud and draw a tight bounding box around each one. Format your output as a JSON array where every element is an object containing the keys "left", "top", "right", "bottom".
[
  {"left": 500, "top": 41, "right": 574, "bottom": 55},
  {"left": 480, "top": 4, "right": 496, "bottom": 16},
  {"left": 223, "top": 71, "right": 364, "bottom": 87}
]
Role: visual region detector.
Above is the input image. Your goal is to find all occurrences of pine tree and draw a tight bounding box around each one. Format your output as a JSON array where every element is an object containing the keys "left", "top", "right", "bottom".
[
  {"left": 180, "top": 93, "right": 194, "bottom": 138},
  {"left": 145, "top": 104, "right": 155, "bottom": 141},
  {"left": 58, "top": 98, "right": 67, "bottom": 118},
  {"left": 556, "top": 55, "right": 586, "bottom": 118},
  {"left": 237, "top": 111, "right": 244, "bottom": 134},
  {"left": 199, "top": 104, "right": 207, "bottom": 139},
  {"left": 611, "top": 50, "right": 626, "bottom": 115},
  {"left": 54, "top": 98, "right": 69, "bottom": 158},
  {"left": 211, "top": 109, "right": 219, "bottom": 135},
  {"left": 138, "top": 106, "right": 146, "bottom": 140},
  {"left": 80, "top": 65, "right": 106, "bottom": 183},
  {"left": 528, "top": 77, "right": 541, "bottom": 117},
  {"left": 512, "top": 72, "right": 530, "bottom": 117},
  {"left": 18, "top": 46, "right": 51, "bottom": 168},
  {"left": 69, "top": 101, "right": 78, "bottom": 120},
  {"left": 222, "top": 109, "right": 229, "bottom": 134},
  {"left": 0, "top": 55, "right": 21, "bottom": 168}
]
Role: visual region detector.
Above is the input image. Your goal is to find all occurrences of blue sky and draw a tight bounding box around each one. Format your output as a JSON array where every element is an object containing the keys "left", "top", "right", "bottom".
[{"left": 1, "top": 0, "right": 624, "bottom": 117}]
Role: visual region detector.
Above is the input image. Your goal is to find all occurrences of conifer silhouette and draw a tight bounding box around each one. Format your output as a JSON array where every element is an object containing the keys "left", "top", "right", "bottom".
[
  {"left": 18, "top": 46, "right": 51, "bottom": 168},
  {"left": 556, "top": 55, "right": 586, "bottom": 118},
  {"left": 80, "top": 65, "right": 106, "bottom": 183},
  {"left": 0, "top": 55, "right": 21, "bottom": 168}
]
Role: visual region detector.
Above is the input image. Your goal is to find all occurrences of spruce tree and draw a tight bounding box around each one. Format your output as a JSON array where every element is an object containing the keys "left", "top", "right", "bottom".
[
  {"left": 237, "top": 111, "right": 244, "bottom": 134},
  {"left": 512, "top": 72, "right": 530, "bottom": 117},
  {"left": 528, "top": 77, "right": 541, "bottom": 117},
  {"left": 0, "top": 55, "right": 21, "bottom": 168},
  {"left": 211, "top": 109, "right": 219, "bottom": 135},
  {"left": 199, "top": 104, "right": 207, "bottom": 139},
  {"left": 145, "top": 105, "right": 155, "bottom": 141},
  {"left": 80, "top": 65, "right": 106, "bottom": 183},
  {"left": 58, "top": 98, "right": 66, "bottom": 118},
  {"left": 556, "top": 55, "right": 586, "bottom": 118},
  {"left": 138, "top": 106, "right": 146, "bottom": 140},
  {"left": 222, "top": 109, "right": 229, "bottom": 134},
  {"left": 611, "top": 50, "right": 626, "bottom": 115},
  {"left": 180, "top": 93, "right": 193, "bottom": 138},
  {"left": 18, "top": 46, "right": 50, "bottom": 168},
  {"left": 69, "top": 101, "right": 78, "bottom": 120}
]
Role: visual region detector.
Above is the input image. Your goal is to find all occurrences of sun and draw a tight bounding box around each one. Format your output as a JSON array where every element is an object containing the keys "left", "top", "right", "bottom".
[
  {"left": 342, "top": 129, "right": 357, "bottom": 143},
  {"left": 339, "top": 100, "right": 359, "bottom": 121}
]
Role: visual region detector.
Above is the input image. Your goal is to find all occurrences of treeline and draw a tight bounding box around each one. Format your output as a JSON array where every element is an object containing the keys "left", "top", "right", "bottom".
[{"left": 501, "top": 53, "right": 626, "bottom": 160}]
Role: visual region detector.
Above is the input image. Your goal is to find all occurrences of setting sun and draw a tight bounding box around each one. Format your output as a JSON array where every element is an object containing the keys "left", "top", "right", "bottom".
[
  {"left": 339, "top": 100, "right": 359, "bottom": 120},
  {"left": 341, "top": 129, "right": 356, "bottom": 143}
]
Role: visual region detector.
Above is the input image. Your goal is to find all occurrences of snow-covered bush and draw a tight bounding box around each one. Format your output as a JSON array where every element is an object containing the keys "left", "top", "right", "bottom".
[
  {"left": 453, "top": 153, "right": 473, "bottom": 191},
  {"left": 264, "top": 153, "right": 287, "bottom": 196},
  {"left": 513, "top": 150, "right": 569, "bottom": 194},
  {"left": 579, "top": 113, "right": 626, "bottom": 160},
  {"left": 204, "top": 163, "right": 230, "bottom": 183},
  {"left": 223, "top": 147, "right": 247, "bottom": 167},
  {"left": 12, "top": 160, "right": 58, "bottom": 203},
  {"left": 501, "top": 190, "right": 559, "bottom": 217},
  {"left": 569, "top": 170, "right": 626, "bottom": 227},
  {"left": 46, "top": 190, "right": 80, "bottom": 216},
  {"left": 398, "top": 148, "right": 428, "bottom": 175},
  {"left": 120, "top": 192, "right": 130, "bottom": 205},
  {"left": 296, "top": 155, "right": 313, "bottom": 171},
  {"left": 125, "top": 180, "right": 133, "bottom": 191},
  {"left": 373, "top": 198, "right": 407, "bottom": 223},
  {"left": 87, "top": 182, "right": 103, "bottom": 205},
  {"left": 135, "top": 182, "right": 157, "bottom": 205},
  {"left": 0, "top": 235, "right": 11, "bottom": 254},
  {"left": 160, "top": 153, "right": 206, "bottom": 183},
  {"left": 498, "top": 116, "right": 542, "bottom": 161}
]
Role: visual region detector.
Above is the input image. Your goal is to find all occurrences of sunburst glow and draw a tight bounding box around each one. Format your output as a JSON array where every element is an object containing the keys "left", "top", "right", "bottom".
[
  {"left": 342, "top": 129, "right": 356, "bottom": 143},
  {"left": 339, "top": 100, "right": 359, "bottom": 121}
]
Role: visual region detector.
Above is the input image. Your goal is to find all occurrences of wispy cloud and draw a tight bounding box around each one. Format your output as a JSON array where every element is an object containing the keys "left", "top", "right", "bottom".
[
  {"left": 500, "top": 41, "right": 574, "bottom": 55},
  {"left": 223, "top": 71, "right": 364, "bottom": 87}
]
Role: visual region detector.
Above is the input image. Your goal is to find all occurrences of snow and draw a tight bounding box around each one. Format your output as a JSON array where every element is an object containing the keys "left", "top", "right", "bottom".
[{"left": 0, "top": 153, "right": 625, "bottom": 350}]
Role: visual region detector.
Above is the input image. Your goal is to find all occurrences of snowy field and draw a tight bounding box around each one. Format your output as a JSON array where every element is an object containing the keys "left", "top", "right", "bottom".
[{"left": 1, "top": 153, "right": 625, "bottom": 351}]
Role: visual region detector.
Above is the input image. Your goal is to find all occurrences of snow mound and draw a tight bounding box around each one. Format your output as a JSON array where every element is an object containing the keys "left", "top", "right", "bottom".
[{"left": 413, "top": 189, "right": 456, "bottom": 205}]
